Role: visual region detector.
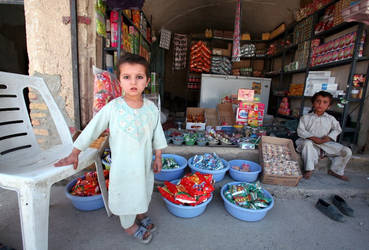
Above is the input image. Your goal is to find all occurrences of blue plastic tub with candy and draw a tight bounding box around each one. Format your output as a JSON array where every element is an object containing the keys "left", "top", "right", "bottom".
[
  {"left": 154, "top": 154, "right": 187, "bottom": 181},
  {"left": 220, "top": 181, "right": 274, "bottom": 222},
  {"left": 188, "top": 153, "right": 230, "bottom": 182},
  {"left": 228, "top": 160, "right": 262, "bottom": 182}
]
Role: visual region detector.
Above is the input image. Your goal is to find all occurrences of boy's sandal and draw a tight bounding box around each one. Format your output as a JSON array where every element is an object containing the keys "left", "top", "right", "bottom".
[
  {"left": 133, "top": 225, "right": 152, "bottom": 244},
  {"left": 138, "top": 216, "right": 157, "bottom": 232}
]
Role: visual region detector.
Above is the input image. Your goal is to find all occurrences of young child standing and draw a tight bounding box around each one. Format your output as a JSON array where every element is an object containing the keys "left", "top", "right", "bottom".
[
  {"left": 55, "top": 53, "right": 167, "bottom": 244},
  {"left": 296, "top": 91, "right": 352, "bottom": 181}
]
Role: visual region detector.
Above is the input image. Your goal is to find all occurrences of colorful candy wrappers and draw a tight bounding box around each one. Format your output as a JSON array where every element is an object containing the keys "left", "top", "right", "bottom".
[
  {"left": 158, "top": 172, "right": 215, "bottom": 206},
  {"left": 223, "top": 181, "right": 271, "bottom": 209}
]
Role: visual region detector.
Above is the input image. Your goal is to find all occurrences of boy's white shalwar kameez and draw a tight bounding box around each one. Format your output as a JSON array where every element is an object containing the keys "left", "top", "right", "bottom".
[
  {"left": 296, "top": 112, "right": 351, "bottom": 175},
  {"left": 74, "top": 97, "right": 167, "bottom": 217}
]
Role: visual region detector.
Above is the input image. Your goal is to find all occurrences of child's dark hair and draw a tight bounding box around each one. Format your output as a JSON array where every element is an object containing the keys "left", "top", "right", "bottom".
[
  {"left": 311, "top": 91, "right": 333, "bottom": 105},
  {"left": 116, "top": 53, "right": 149, "bottom": 79}
]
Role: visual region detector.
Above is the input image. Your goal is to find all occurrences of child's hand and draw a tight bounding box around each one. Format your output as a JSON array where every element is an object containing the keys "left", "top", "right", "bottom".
[
  {"left": 310, "top": 137, "right": 324, "bottom": 144},
  {"left": 54, "top": 148, "right": 81, "bottom": 169},
  {"left": 152, "top": 157, "right": 162, "bottom": 174},
  {"left": 321, "top": 136, "right": 332, "bottom": 143}
]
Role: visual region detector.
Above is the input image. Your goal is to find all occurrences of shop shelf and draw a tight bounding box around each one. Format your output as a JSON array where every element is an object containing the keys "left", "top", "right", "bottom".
[
  {"left": 122, "top": 11, "right": 152, "bottom": 45},
  {"left": 284, "top": 68, "right": 307, "bottom": 75},
  {"left": 309, "top": 56, "right": 368, "bottom": 70},
  {"left": 314, "top": 21, "right": 358, "bottom": 39},
  {"left": 104, "top": 47, "right": 117, "bottom": 52}
]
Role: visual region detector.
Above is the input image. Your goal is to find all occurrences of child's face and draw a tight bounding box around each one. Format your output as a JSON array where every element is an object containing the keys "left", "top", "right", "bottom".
[
  {"left": 313, "top": 95, "right": 331, "bottom": 115},
  {"left": 119, "top": 63, "right": 149, "bottom": 98}
]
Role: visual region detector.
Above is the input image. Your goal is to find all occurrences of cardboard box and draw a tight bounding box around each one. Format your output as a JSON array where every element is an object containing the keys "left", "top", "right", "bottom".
[
  {"left": 217, "top": 103, "right": 235, "bottom": 126},
  {"left": 205, "top": 108, "right": 218, "bottom": 127},
  {"left": 186, "top": 107, "right": 206, "bottom": 130},
  {"left": 259, "top": 136, "right": 302, "bottom": 186},
  {"left": 232, "top": 60, "right": 251, "bottom": 69}
]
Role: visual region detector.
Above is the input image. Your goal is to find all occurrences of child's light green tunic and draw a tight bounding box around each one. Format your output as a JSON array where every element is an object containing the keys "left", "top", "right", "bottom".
[{"left": 74, "top": 97, "right": 167, "bottom": 215}]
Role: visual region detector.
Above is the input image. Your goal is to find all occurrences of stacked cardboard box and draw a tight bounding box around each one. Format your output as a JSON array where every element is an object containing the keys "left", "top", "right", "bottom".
[{"left": 304, "top": 71, "right": 341, "bottom": 96}]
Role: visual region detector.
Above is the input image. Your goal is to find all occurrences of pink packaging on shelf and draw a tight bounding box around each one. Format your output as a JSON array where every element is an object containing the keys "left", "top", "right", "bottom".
[
  {"left": 332, "top": 50, "right": 339, "bottom": 61},
  {"left": 339, "top": 37, "right": 345, "bottom": 49},
  {"left": 110, "top": 11, "right": 119, "bottom": 23},
  {"left": 338, "top": 48, "right": 345, "bottom": 60},
  {"left": 334, "top": 38, "right": 340, "bottom": 49},
  {"left": 111, "top": 22, "right": 118, "bottom": 48}
]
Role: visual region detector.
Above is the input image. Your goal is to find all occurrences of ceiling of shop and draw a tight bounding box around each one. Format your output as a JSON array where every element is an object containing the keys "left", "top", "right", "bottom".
[{"left": 143, "top": 0, "right": 300, "bottom": 35}]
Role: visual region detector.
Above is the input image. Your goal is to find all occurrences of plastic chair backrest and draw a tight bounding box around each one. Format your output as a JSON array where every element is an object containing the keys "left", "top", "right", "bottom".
[{"left": 0, "top": 71, "right": 72, "bottom": 163}]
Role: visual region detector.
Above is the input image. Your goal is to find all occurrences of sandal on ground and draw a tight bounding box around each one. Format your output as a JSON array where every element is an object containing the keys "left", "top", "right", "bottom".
[
  {"left": 133, "top": 225, "right": 152, "bottom": 244},
  {"left": 328, "top": 170, "right": 349, "bottom": 181},
  {"left": 138, "top": 216, "right": 157, "bottom": 232}
]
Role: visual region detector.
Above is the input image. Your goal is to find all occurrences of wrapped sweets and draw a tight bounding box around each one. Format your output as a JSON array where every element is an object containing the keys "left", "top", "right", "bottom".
[
  {"left": 71, "top": 170, "right": 110, "bottom": 196},
  {"left": 262, "top": 143, "right": 300, "bottom": 176},
  {"left": 158, "top": 172, "right": 214, "bottom": 206},
  {"left": 192, "top": 153, "right": 226, "bottom": 170},
  {"left": 223, "top": 181, "right": 271, "bottom": 209},
  {"left": 162, "top": 157, "right": 180, "bottom": 170}
]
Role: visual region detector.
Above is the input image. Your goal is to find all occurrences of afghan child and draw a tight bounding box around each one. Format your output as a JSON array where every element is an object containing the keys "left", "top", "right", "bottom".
[
  {"left": 296, "top": 91, "right": 352, "bottom": 181},
  {"left": 55, "top": 53, "right": 167, "bottom": 244}
]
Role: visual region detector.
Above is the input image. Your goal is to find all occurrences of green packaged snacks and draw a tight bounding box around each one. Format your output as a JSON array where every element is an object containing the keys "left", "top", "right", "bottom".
[
  {"left": 162, "top": 157, "right": 180, "bottom": 170},
  {"left": 223, "top": 182, "right": 271, "bottom": 210}
]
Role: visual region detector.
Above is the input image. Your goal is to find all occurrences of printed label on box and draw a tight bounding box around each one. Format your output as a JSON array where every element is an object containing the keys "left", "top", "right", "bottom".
[{"left": 238, "top": 89, "right": 254, "bottom": 101}]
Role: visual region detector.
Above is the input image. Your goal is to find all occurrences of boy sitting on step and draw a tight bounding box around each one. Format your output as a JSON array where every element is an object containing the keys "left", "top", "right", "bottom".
[{"left": 296, "top": 91, "right": 351, "bottom": 181}]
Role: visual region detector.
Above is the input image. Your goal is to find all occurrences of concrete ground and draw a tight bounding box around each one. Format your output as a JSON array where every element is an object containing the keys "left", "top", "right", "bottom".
[
  {"left": 1, "top": 169, "right": 369, "bottom": 250},
  {"left": 1, "top": 145, "right": 369, "bottom": 250}
]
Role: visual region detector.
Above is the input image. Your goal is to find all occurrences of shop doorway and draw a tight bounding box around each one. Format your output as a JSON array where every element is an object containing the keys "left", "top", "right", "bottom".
[{"left": 0, "top": 3, "right": 30, "bottom": 113}]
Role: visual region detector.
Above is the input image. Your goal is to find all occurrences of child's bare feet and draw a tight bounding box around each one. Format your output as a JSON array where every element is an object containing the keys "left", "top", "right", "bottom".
[
  {"left": 328, "top": 170, "right": 349, "bottom": 181},
  {"left": 303, "top": 171, "right": 312, "bottom": 179}
]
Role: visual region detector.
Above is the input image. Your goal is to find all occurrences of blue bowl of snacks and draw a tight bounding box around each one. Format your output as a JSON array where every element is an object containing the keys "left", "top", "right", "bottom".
[
  {"left": 188, "top": 153, "right": 230, "bottom": 182},
  {"left": 172, "top": 136, "right": 184, "bottom": 145},
  {"left": 162, "top": 192, "right": 213, "bottom": 218},
  {"left": 220, "top": 181, "right": 274, "bottom": 222},
  {"left": 65, "top": 177, "right": 104, "bottom": 211},
  {"left": 154, "top": 154, "right": 187, "bottom": 181},
  {"left": 159, "top": 178, "right": 214, "bottom": 218},
  {"left": 196, "top": 137, "right": 208, "bottom": 146},
  {"left": 228, "top": 160, "right": 262, "bottom": 182}
]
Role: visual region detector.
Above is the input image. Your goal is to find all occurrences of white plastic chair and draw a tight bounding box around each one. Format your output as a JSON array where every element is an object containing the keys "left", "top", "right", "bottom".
[{"left": 0, "top": 71, "right": 110, "bottom": 250}]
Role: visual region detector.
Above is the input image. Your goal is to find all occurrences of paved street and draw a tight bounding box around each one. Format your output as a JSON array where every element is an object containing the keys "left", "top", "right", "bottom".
[{"left": 1, "top": 173, "right": 369, "bottom": 250}]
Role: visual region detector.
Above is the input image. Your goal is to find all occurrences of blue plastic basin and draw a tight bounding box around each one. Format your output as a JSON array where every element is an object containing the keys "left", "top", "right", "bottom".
[
  {"left": 220, "top": 181, "right": 274, "bottom": 222},
  {"left": 161, "top": 179, "right": 213, "bottom": 218},
  {"left": 154, "top": 154, "right": 188, "bottom": 181},
  {"left": 188, "top": 156, "right": 230, "bottom": 182},
  {"left": 65, "top": 176, "right": 105, "bottom": 211},
  {"left": 228, "top": 160, "right": 262, "bottom": 182}
]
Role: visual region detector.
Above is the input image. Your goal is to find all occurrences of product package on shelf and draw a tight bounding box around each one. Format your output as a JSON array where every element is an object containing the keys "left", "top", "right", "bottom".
[
  {"left": 211, "top": 56, "right": 232, "bottom": 75},
  {"left": 190, "top": 41, "right": 211, "bottom": 73},
  {"left": 240, "top": 44, "right": 256, "bottom": 57},
  {"left": 186, "top": 107, "right": 206, "bottom": 130},
  {"left": 310, "top": 31, "right": 366, "bottom": 67},
  {"left": 304, "top": 71, "right": 339, "bottom": 96},
  {"left": 159, "top": 29, "right": 172, "bottom": 50},
  {"left": 259, "top": 136, "right": 302, "bottom": 186},
  {"left": 236, "top": 102, "right": 265, "bottom": 127},
  {"left": 110, "top": 10, "right": 119, "bottom": 48},
  {"left": 172, "top": 33, "right": 188, "bottom": 71}
]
